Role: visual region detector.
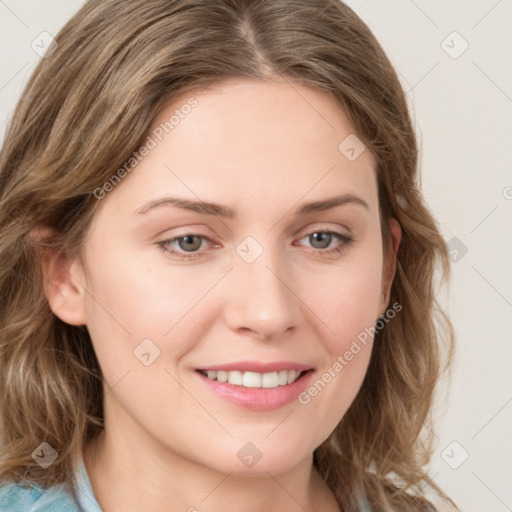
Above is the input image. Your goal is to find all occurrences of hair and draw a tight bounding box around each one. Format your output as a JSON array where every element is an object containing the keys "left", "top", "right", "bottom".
[{"left": 0, "top": 0, "right": 457, "bottom": 510}]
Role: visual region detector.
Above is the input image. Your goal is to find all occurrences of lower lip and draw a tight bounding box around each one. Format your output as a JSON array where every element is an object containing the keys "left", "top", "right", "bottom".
[{"left": 195, "top": 370, "right": 315, "bottom": 411}]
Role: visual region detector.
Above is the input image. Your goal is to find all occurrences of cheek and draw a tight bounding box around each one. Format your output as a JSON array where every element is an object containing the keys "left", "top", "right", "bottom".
[
  {"left": 292, "top": 245, "right": 382, "bottom": 431},
  {"left": 81, "top": 246, "right": 222, "bottom": 375},
  {"left": 300, "top": 246, "right": 383, "bottom": 352}
]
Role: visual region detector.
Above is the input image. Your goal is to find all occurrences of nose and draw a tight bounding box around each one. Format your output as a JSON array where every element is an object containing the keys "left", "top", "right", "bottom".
[{"left": 223, "top": 243, "right": 300, "bottom": 341}]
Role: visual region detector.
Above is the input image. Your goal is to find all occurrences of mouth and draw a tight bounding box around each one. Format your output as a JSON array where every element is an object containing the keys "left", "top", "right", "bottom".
[
  {"left": 196, "top": 369, "right": 311, "bottom": 389},
  {"left": 193, "top": 360, "right": 315, "bottom": 410},
  {"left": 194, "top": 367, "right": 315, "bottom": 411}
]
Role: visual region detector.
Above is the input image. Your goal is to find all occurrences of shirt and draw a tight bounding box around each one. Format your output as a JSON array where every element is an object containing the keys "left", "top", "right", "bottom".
[{"left": 0, "top": 453, "right": 103, "bottom": 511}]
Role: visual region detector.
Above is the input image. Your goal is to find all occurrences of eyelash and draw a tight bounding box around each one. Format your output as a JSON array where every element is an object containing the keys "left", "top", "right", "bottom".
[{"left": 156, "top": 230, "right": 354, "bottom": 260}]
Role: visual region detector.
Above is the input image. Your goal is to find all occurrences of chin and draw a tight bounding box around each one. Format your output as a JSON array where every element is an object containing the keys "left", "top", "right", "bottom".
[{"left": 213, "top": 439, "right": 313, "bottom": 477}]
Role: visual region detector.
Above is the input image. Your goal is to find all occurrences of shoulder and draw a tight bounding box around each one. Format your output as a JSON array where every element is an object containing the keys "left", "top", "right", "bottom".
[{"left": 0, "top": 479, "right": 80, "bottom": 511}]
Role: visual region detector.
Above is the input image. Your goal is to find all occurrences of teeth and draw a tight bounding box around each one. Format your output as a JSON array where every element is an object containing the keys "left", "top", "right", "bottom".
[
  {"left": 228, "top": 371, "right": 242, "bottom": 385},
  {"left": 278, "top": 370, "right": 288, "bottom": 385},
  {"left": 201, "top": 369, "right": 304, "bottom": 388},
  {"left": 243, "top": 371, "right": 261, "bottom": 388}
]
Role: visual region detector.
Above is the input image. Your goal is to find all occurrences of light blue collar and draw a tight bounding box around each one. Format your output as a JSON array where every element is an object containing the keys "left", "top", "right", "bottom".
[{"left": 73, "top": 453, "right": 103, "bottom": 512}]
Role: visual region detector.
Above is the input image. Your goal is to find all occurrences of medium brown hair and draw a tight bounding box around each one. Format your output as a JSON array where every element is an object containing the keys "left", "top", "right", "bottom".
[{"left": 0, "top": 0, "right": 457, "bottom": 510}]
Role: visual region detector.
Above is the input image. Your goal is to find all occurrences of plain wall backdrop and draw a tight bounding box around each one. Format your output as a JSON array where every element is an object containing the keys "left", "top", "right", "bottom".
[{"left": 1, "top": 1, "right": 511, "bottom": 511}]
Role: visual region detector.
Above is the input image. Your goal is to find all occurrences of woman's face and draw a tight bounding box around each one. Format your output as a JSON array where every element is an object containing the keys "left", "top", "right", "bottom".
[{"left": 57, "top": 78, "right": 400, "bottom": 475}]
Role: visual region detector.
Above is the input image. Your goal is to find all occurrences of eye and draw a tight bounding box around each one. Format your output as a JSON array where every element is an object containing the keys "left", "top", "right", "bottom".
[
  {"left": 297, "top": 230, "right": 353, "bottom": 256},
  {"left": 157, "top": 229, "right": 354, "bottom": 261},
  {"left": 157, "top": 234, "right": 212, "bottom": 260}
]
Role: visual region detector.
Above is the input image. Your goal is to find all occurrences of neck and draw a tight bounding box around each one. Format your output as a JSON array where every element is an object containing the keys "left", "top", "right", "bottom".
[{"left": 83, "top": 425, "right": 340, "bottom": 512}]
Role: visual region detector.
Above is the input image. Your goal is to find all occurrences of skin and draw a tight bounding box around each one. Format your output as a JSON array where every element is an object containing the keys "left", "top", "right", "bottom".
[{"left": 46, "top": 78, "right": 401, "bottom": 512}]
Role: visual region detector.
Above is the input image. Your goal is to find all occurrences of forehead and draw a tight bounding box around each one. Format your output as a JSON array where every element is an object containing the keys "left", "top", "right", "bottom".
[
  {"left": 151, "top": 78, "right": 366, "bottom": 162},
  {"left": 101, "top": 79, "right": 378, "bottom": 217}
]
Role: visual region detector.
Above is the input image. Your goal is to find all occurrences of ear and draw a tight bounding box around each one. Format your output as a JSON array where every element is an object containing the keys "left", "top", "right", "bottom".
[
  {"left": 380, "top": 217, "right": 401, "bottom": 314},
  {"left": 31, "top": 227, "right": 87, "bottom": 326}
]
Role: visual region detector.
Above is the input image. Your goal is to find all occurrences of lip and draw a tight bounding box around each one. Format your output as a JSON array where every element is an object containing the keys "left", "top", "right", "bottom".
[
  {"left": 195, "top": 368, "right": 315, "bottom": 411},
  {"left": 197, "top": 361, "right": 314, "bottom": 373}
]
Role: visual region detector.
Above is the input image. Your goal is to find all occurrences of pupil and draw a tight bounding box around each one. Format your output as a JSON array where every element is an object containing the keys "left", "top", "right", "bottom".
[
  {"left": 179, "top": 235, "right": 201, "bottom": 252},
  {"left": 312, "top": 232, "right": 331, "bottom": 249}
]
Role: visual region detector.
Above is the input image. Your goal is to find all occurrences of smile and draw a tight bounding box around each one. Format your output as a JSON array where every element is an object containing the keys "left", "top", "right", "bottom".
[{"left": 197, "top": 369, "right": 305, "bottom": 388}]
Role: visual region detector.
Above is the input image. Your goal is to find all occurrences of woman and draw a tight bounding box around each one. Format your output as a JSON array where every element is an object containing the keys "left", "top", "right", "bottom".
[{"left": 0, "top": 0, "right": 458, "bottom": 510}]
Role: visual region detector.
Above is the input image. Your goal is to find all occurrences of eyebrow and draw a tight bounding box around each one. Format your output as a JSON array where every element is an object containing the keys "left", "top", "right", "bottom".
[{"left": 133, "top": 193, "right": 370, "bottom": 218}]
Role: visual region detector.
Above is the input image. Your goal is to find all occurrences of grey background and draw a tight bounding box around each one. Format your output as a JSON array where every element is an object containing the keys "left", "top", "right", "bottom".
[{"left": 1, "top": 1, "right": 511, "bottom": 510}]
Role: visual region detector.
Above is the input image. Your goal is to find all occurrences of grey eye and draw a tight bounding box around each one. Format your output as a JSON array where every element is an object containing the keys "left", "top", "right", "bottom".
[
  {"left": 177, "top": 235, "right": 204, "bottom": 252},
  {"left": 308, "top": 232, "right": 333, "bottom": 249}
]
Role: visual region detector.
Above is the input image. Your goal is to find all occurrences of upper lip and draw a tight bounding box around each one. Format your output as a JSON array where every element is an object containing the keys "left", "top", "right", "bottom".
[{"left": 197, "top": 361, "right": 314, "bottom": 373}]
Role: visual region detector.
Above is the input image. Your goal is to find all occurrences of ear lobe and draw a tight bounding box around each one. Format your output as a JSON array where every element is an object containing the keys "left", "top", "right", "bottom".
[
  {"left": 380, "top": 217, "right": 402, "bottom": 310},
  {"left": 31, "top": 227, "right": 87, "bottom": 326}
]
